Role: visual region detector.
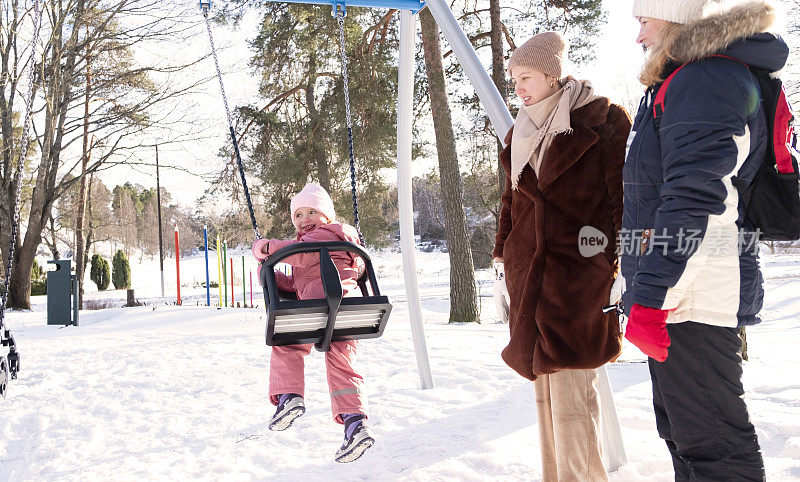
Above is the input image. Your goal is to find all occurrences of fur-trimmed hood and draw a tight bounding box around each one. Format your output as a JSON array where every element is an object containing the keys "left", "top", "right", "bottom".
[{"left": 649, "top": 0, "right": 788, "bottom": 76}]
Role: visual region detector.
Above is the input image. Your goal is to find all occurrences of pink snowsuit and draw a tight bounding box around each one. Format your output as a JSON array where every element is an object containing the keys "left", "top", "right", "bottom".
[{"left": 252, "top": 222, "right": 367, "bottom": 423}]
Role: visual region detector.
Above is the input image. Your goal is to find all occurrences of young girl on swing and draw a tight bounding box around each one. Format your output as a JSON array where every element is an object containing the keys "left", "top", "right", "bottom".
[{"left": 252, "top": 183, "right": 373, "bottom": 463}]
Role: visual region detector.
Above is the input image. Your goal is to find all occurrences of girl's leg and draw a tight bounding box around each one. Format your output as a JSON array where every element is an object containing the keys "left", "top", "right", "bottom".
[
  {"left": 325, "top": 340, "right": 366, "bottom": 423},
  {"left": 649, "top": 322, "right": 764, "bottom": 481},
  {"left": 269, "top": 344, "right": 312, "bottom": 405}
]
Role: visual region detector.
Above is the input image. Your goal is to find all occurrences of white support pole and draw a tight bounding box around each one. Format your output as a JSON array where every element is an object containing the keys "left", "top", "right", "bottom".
[
  {"left": 597, "top": 364, "right": 627, "bottom": 471},
  {"left": 398, "top": 9, "right": 434, "bottom": 390},
  {"left": 422, "top": 0, "right": 513, "bottom": 146}
]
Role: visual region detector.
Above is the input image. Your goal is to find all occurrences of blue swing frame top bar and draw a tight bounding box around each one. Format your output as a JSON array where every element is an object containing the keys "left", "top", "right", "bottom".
[{"left": 275, "top": 0, "right": 425, "bottom": 14}]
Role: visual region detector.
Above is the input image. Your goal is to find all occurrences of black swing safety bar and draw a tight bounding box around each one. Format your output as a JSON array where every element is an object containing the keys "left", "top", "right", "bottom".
[{"left": 259, "top": 241, "right": 391, "bottom": 352}]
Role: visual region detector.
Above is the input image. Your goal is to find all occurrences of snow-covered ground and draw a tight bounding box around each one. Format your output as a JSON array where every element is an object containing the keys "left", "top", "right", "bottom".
[{"left": 1, "top": 246, "right": 799, "bottom": 480}]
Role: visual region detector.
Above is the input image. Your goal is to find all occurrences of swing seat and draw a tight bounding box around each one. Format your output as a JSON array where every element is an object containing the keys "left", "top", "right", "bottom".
[{"left": 260, "top": 241, "right": 391, "bottom": 352}]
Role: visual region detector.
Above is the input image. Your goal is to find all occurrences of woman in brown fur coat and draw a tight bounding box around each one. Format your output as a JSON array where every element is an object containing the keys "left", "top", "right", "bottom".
[{"left": 493, "top": 31, "right": 631, "bottom": 480}]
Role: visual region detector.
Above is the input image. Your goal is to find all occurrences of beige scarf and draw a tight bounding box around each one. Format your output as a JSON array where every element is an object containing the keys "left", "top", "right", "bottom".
[{"left": 510, "top": 77, "right": 599, "bottom": 189}]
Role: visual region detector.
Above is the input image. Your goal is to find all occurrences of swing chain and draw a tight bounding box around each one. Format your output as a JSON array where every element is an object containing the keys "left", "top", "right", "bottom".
[
  {"left": 335, "top": 10, "right": 364, "bottom": 246},
  {"left": 202, "top": 11, "right": 233, "bottom": 130},
  {"left": 202, "top": 8, "right": 261, "bottom": 240},
  {"left": 1, "top": 0, "right": 43, "bottom": 383}
]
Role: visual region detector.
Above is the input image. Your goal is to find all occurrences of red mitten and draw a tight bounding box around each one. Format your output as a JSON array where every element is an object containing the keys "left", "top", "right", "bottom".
[{"left": 625, "top": 303, "right": 671, "bottom": 362}]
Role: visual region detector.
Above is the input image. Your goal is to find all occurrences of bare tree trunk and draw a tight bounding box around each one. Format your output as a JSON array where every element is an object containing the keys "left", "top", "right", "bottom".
[
  {"left": 83, "top": 173, "right": 94, "bottom": 279},
  {"left": 420, "top": 8, "right": 478, "bottom": 324},
  {"left": 489, "top": 0, "right": 508, "bottom": 228},
  {"left": 75, "top": 46, "right": 91, "bottom": 307},
  {"left": 8, "top": 226, "right": 33, "bottom": 309},
  {"left": 43, "top": 215, "right": 61, "bottom": 259}
]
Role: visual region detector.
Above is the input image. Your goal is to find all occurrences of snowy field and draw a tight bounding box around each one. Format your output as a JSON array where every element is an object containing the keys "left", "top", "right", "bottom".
[{"left": 1, "top": 245, "right": 799, "bottom": 481}]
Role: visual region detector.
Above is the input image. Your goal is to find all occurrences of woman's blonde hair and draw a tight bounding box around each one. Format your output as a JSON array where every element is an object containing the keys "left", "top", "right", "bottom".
[{"left": 638, "top": 22, "right": 683, "bottom": 86}]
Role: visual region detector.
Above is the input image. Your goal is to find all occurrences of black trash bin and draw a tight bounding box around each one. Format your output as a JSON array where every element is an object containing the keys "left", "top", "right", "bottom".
[{"left": 46, "top": 260, "right": 79, "bottom": 326}]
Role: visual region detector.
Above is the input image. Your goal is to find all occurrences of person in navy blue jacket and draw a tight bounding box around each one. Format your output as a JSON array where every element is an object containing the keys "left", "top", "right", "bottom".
[{"left": 624, "top": 0, "right": 788, "bottom": 480}]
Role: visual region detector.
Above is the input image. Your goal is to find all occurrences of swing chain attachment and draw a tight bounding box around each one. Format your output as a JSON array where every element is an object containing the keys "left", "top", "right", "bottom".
[
  {"left": 199, "top": 1, "right": 211, "bottom": 15},
  {"left": 331, "top": 0, "right": 346, "bottom": 17},
  {"left": 334, "top": 6, "right": 364, "bottom": 246}
]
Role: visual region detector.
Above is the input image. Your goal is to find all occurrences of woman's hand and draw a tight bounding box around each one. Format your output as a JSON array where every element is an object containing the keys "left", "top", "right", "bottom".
[
  {"left": 493, "top": 258, "right": 510, "bottom": 323},
  {"left": 252, "top": 239, "right": 270, "bottom": 261},
  {"left": 625, "top": 303, "right": 671, "bottom": 362},
  {"left": 609, "top": 274, "right": 625, "bottom": 306}
]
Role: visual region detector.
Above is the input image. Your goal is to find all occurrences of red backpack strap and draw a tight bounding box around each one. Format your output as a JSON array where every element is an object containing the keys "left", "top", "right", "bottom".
[
  {"left": 652, "top": 64, "right": 685, "bottom": 131},
  {"left": 774, "top": 84, "right": 796, "bottom": 174},
  {"left": 652, "top": 55, "right": 747, "bottom": 129},
  {"left": 710, "top": 54, "right": 747, "bottom": 67}
]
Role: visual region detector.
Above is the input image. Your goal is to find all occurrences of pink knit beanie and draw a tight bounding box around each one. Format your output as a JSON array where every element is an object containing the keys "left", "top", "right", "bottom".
[
  {"left": 290, "top": 183, "right": 336, "bottom": 225},
  {"left": 507, "top": 31, "right": 568, "bottom": 79}
]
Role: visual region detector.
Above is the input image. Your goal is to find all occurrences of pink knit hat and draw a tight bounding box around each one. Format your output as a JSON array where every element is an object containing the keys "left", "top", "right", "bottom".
[{"left": 290, "top": 183, "right": 336, "bottom": 226}]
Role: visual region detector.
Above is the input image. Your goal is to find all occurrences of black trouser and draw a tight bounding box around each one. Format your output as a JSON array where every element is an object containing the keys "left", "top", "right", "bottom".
[{"left": 648, "top": 321, "right": 765, "bottom": 481}]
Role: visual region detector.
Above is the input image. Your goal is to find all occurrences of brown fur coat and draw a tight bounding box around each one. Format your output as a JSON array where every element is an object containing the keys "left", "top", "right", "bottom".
[{"left": 493, "top": 98, "right": 631, "bottom": 381}]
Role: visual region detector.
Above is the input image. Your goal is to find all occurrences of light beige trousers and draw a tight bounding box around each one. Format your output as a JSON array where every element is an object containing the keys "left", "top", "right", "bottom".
[{"left": 534, "top": 368, "right": 607, "bottom": 482}]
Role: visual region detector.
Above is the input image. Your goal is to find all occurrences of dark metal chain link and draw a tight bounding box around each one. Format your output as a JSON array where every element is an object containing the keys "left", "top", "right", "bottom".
[
  {"left": 1, "top": 0, "right": 44, "bottom": 363},
  {"left": 203, "top": 10, "right": 261, "bottom": 240},
  {"left": 335, "top": 10, "right": 364, "bottom": 246}
]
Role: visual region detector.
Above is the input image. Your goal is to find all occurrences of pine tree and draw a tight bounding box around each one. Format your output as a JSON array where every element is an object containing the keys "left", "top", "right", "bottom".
[
  {"left": 31, "top": 259, "right": 44, "bottom": 281},
  {"left": 90, "top": 254, "right": 110, "bottom": 291},
  {"left": 111, "top": 250, "right": 131, "bottom": 290},
  {"left": 30, "top": 259, "right": 47, "bottom": 296}
]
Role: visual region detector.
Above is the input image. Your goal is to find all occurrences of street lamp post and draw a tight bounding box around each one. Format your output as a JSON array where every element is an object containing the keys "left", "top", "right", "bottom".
[{"left": 156, "top": 144, "right": 165, "bottom": 298}]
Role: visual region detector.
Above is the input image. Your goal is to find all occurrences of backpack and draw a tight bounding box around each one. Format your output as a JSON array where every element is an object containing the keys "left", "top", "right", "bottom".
[{"left": 653, "top": 55, "right": 800, "bottom": 241}]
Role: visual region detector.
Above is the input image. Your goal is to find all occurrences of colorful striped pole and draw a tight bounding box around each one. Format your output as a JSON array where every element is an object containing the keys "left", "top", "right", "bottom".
[
  {"left": 204, "top": 225, "right": 210, "bottom": 306},
  {"left": 216, "top": 235, "right": 222, "bottom": 306},
  {"left": 174, "top": 225, "right": 181, "bottom": 306},
  {"left": 230, "top": 257, "right": 234, "bottom": 307},
  {"left": 241, "top": 256, "right": 246, "bottom": 308},
  {"left": 222, "top": 240, "right": 228, "bottom": 307}
]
